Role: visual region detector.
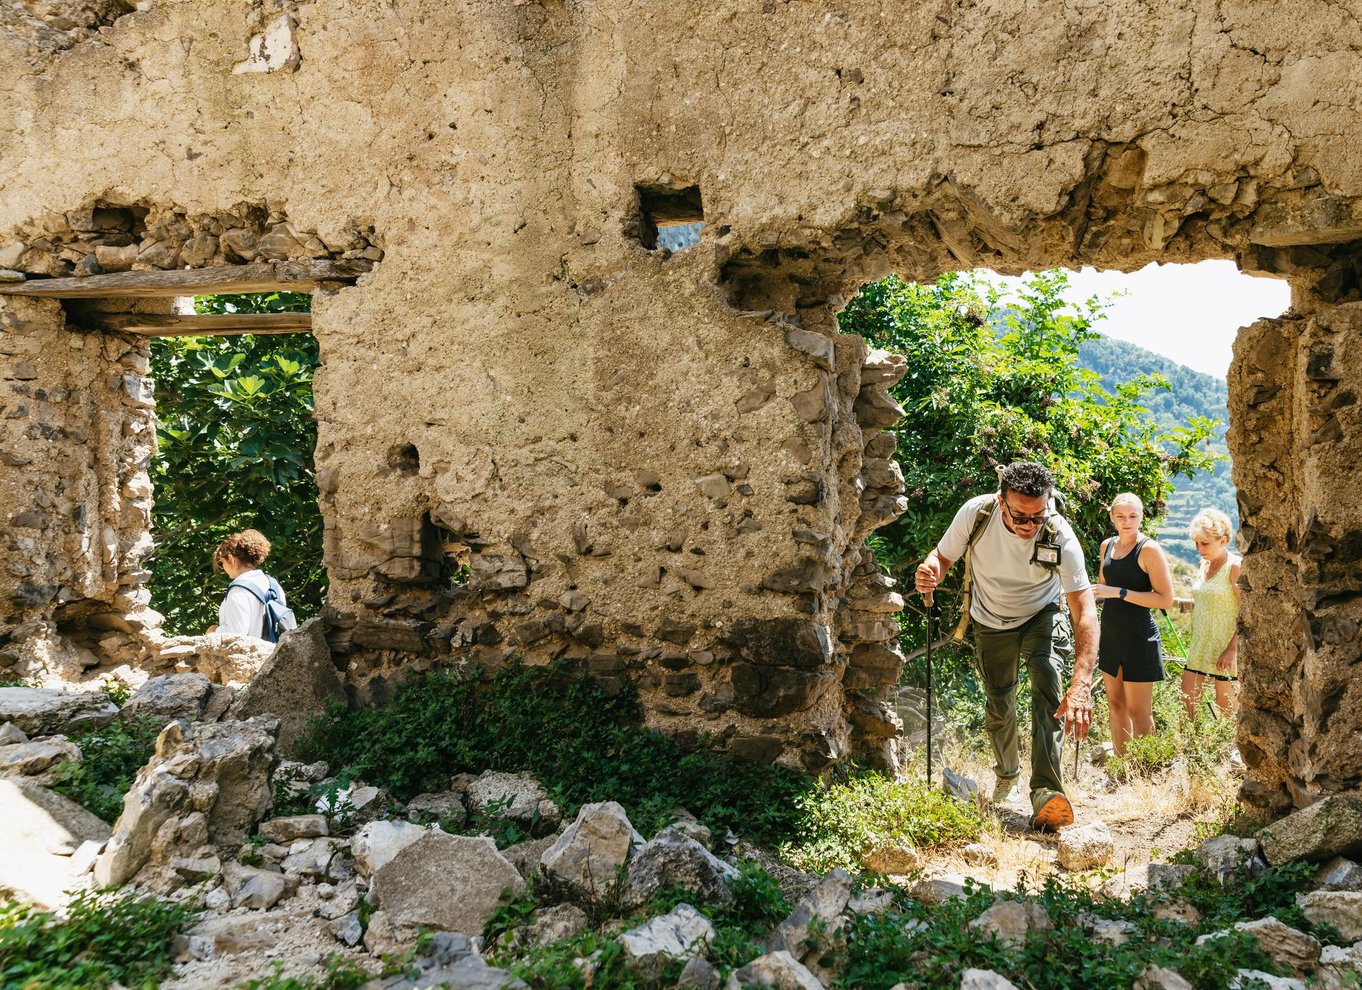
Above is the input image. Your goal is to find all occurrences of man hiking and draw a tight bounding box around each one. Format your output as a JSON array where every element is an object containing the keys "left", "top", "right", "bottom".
[{"left": 914, "top": 461, "right": 1097, "bottom": 831}]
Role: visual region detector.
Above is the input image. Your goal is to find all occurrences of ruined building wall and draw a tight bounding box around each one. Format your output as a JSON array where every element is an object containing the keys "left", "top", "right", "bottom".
[{"left": 2, "top": 0, "right": 1361, "bottom": 794}]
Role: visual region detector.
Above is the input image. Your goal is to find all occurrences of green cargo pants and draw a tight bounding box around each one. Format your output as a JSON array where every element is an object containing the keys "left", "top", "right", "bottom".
[{"left": 972, "top": 602, "right": 1072, "bottom": 801}]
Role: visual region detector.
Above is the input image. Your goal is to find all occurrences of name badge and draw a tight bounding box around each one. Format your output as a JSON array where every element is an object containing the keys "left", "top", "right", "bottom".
[{"left": 1033, "top": 542, "right": 1061, "bottom": 569}]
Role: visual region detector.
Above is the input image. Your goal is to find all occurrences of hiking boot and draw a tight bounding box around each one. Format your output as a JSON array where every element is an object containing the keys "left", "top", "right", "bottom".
[
  {"left": 1029, "top": 789, "right": 1074, "bottom": 832},
  {"left": 991, "top": 775, "right": 1019, "bottom": 805}
]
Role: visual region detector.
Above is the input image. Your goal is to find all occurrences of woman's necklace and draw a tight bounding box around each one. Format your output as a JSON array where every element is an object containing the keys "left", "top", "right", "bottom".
[
  {"left": 1203, "top": 552, "right": 1229, "bottom": 581},
  {"left": 1111, "top": 535, "right": 1140, "bottom": 560}
]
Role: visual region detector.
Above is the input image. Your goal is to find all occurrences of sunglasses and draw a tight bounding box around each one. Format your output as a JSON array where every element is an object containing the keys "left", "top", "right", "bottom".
[{"left": 1001, "top": 500, "right": 1049, "bottom": 528}]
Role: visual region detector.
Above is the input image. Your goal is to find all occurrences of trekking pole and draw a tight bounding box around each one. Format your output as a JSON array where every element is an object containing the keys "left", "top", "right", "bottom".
[
  {"left": 1160, "top": 609, "right": 1217, "bottom": 720},
  {"left": 923, "top": 590, "right": 934, "bottom": 788}
]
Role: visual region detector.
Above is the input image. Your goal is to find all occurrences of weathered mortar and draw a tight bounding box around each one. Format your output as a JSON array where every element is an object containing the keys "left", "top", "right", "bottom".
[{"left": 1, "top": 0, "right": 1360, "bottom": 791}]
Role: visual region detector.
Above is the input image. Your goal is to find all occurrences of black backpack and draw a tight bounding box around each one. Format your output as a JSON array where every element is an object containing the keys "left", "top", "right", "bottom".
[{"left": 227, "top": 575, "right": 298, "bottom": 644}]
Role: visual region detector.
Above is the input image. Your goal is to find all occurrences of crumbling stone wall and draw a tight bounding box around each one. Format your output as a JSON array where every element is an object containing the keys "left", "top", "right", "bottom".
[
  {"left": 2, "top": 0, "right": 1361, "bottom": 793},
  {"left": 0, "top": 295, "right": 158, "bottom": 678}
]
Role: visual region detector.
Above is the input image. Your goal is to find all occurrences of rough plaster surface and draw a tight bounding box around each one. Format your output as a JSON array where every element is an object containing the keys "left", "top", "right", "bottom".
[{"left": 2, "top": 0, "right": 1362, "bottom": 798}]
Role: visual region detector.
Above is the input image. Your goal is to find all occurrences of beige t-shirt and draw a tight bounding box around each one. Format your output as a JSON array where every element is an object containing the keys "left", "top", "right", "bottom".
[{"left": 937, "top": 494, "right": 1091, "bottom": 630}]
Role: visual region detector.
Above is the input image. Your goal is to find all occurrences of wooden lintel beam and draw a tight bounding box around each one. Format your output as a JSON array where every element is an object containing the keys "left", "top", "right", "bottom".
[
  {"left": 0, "top": 259, "right": 372, "bottom": 299},
  {"left": 79, "top": 312, "right": 314, "bottom": 337}
]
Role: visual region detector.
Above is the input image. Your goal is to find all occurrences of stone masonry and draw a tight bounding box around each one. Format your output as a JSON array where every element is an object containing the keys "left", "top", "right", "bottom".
[{"left": 2, "top": 0, "right": 1361, "bottom": 798}]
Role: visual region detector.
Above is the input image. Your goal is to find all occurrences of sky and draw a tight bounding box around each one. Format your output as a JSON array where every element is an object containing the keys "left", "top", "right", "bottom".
[{"left": 983, "top": 260, "right": 1292, "bottom": 379}]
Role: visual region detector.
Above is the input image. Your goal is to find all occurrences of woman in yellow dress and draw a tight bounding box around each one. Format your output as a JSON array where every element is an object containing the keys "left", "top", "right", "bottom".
[{"left": 1172, "top": 508, "right": 1241, "bottom": 718}]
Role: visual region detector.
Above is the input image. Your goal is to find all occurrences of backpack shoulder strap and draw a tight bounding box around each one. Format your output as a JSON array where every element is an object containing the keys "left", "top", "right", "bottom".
[
  {"left": 952, "top": 500, "right": 997, "bottom": 643},
  {"left": 227, "top": 577, "right": 269, "bottom": 605}
]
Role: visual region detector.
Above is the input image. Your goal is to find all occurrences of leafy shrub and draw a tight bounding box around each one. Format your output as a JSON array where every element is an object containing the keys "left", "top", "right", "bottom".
[
  {"left": 150, "top": 292, "right": 323, "bottom": 636},
  {"left": 0, "top": 888, "right": 194, "bottom": 990},
  {"left": 834, "top": 872, "right": 1288, "bottom": 990},
  {"left": 296, "top": 663, "right": 812, "bottom": 846},
  {"left": 783, "top": 770, "right": 985, "bottom": 873},
  {"left": 241, "top": 954, "right": 406, "bottom": 990},
  {"left": 50, "top": 715, "right": 162, "bottom": 823},
  {"left": 1104, "top": 681, "right": 1236, "bottom": 783}
]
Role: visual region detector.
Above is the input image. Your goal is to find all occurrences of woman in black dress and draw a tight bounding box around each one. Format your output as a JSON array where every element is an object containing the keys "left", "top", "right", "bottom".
[{"left": 1092, "top": 494, "right": 1175, "bottom": 755}]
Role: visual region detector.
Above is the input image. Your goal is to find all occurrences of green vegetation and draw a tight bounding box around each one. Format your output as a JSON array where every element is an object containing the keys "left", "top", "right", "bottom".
[
  {"left": 0, "top": 888, "right": 194, "bottom": 990},
  {"left": 1078, "top": 334, "right": 1235, "bottom": 563},
  {"left": 149, "top": 291, "right": 322, "bottom": 636},
  {"left": 840, "top": 270, "right": 1218, "bottom": 731},
  {"left": 783, "top": 770, "right": 985, "bottom": 873},
  {"left": 836, "top": 861, "right": 1331, "bottom": 990},
  {"left": 297, "top": 663, "right": 812, "bottom": 846},
  {"left": 241, "top": 954, "right": 414, "bottom": 990},
  {"left": 50, "top": 715, "right": 162, "bottom": 823}
]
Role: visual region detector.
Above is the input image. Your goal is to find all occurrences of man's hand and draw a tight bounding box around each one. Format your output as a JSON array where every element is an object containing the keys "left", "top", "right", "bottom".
[
  {"left": 1055, "top": 681, "right": 1093, "bottom": 741},
  {"left": 915, "top": 553, "right": 944, "bottom": 596}
]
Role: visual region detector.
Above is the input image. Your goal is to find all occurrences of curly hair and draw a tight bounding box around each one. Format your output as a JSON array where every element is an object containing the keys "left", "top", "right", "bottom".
[
  {"left": 999, "top": 461, "right": 1053, "bottom": 499},
  {"left": 213, "top": 529, "right": 272, "bottom": 570},
  {"left": 1188, "top": 508, "right": 1233, "bottom": 545}
]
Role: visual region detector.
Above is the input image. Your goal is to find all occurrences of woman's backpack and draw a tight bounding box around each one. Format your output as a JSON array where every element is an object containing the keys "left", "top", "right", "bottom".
[{"left": 227, "top": 575, "right": 298, "bottom": 643}]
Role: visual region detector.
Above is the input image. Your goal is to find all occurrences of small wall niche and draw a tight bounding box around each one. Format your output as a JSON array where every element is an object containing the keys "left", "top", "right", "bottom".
[{"left": 632, "top": 184, "right": 704, "bottom": 252}]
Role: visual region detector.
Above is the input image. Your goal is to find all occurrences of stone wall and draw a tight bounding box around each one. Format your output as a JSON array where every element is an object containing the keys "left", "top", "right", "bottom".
[
  {"left": 0, "top": 295, "right": 159, "bottom": 679},
  {"left": 2, "top": 0, "right": 1361, "bottom": 788}
]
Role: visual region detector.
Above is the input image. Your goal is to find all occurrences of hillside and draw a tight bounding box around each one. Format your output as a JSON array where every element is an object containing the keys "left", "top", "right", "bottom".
[{"left": 1078, "top": 335, "right": 1236, "bottom": 563}]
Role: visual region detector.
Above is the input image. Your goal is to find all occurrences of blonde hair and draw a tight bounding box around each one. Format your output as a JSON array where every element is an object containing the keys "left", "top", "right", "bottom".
[
  {"left": 1109, "top": 492, "right": 1143, "bottom": 514},
  {"left": 213, "top": 529, "right": 272, "bottom": 570},
  {"left": 1188, "top": 508, "right": 1233, "bottom": 544}
]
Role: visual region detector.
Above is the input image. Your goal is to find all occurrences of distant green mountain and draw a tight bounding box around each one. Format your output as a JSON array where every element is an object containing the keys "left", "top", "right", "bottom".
[{"left": 1077, "top": 335, "right": 1235, "bottom": 563}]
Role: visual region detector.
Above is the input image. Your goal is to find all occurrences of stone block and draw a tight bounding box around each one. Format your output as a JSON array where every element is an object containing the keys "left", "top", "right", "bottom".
[
  {"left": 120, "top": 673, "right": 214, "bottom": 724},
  {"left": 1057, "top": 820, "right": 1114, "bottom": 870},
  {"left": 1258, "top": 797, "right": 1362, "bottom": 864},
  {"left": 623, "top": 828, "right": 738, "bottom": 909},
  {"left": 969, "top": 900, "right": 1053, "bottom": 948},
  {"left": 371, "top": 832, "right": 523, "bottom": 937},
  {"left": 619, "top": 903, "right": 715, "bottom": 978},
  {"left": 722, "top": 950, "right": 823, "bottom": 990},
  {"left": 1296, "top": 890, "right": 1362, "bottom": 942},
  {"left": 541, "top": 801, "right": 634, "bottom": 895},
  {"left": 0, "top": 779, "right": 111, "bottom": 907},
  {"left": 228, "top": 618, "right": 346, "bottom": 757},
  {"left": 0, "top": 688, "right": 117, "bottom": 736}
]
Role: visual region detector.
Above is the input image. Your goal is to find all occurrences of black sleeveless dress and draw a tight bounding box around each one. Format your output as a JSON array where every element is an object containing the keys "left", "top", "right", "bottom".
[{"left": 1097, "top": 537, "right": 1165, "bottom": 682}]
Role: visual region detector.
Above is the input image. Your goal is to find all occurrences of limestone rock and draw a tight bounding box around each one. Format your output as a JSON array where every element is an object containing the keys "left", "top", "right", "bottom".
[
  {"left": 619, "top": 903, "right": 715, "bottom": 978},
  {"left": 1296, "top": 890, "right": 1362, "bottom": 942},
  {"left": 1080, "top": 913, "right": 1137, "bottom": 945},
  {"left": 962, "top": 843, "right": 1000, "bottom": 868},
  {"left": 520, "top": 902, "right": 589, "bottom": 949},
  {"left": 405, "top": 789, "right": 467, "bottom": 828},
  {"left": 847, "top": 887, "right": 896, "bottom": 915},
  {"left": 0, "top": 687, "right": 117, "bottom": 736},
  {"left": 370, "top": 832, "right": 523, "bottom": 936},
  {"left": 119, "top": 673, "right": 213, "bottom": 724},
  {"left": 502, "top": 833, "right": 560, "bottom": 881},
  {"left": 0, "top": 736, "right": 80, "bottom": 777},
  {"left": 540, "top": 800, "right": 634, "bottom": 895},
  {"left": 228, "top": 618, "right": 346, "bottom": 757},
  {"left": 352, "top": 819, "right": 429, "bottom": 878},
  {"left": 968, "top": 899, "right": 1053, "bottom": 948},
  {"left": 0, "top": 778, "right": 111, "bottom": 907},
  {"left": 185, "top": 910, "right": 292, "bottom": 959},
  {"left": 960, "top": 971, "right": 1022, "bottom": 990},
  {"left": 222, "top": 859, "right": 290, "bottom": 910},
  {"left": 678, "top": 955, "right": 722, "bottom": 990},
  {"left": 258, "top": 814, "right": 329, "bottom": 843},
  {"left": 1319, "top": 943, "right": 1362, "bottom": 990},
  {"left": 1099, "top": 862, "right": 1195, "bottom": 898},
  {"left": 1318, "top": 856, "right": 1362, "bottom": 891},
  {"left": 723, "top": 950, "right": 824, "bottom": 990},
  {"left": 282, "top": 836, "right": 352, "bottom": 880},
  {"left": 0, "top": 722, "right": 27, "bottom": 745},
  {"left": 1134, "top": 967, "right": 1195, "bottom": 990},
  {"left": 910, "top": 874, "right": 976, "bottom": 903},
  {"left": 467, "top": 770, "right": 560, "bottom": 830},
  {"left": 94, "top": 716, "right": 277, "bottom": 887},
  {"left": 624, "top": 827, "right": 739, "bottom": 909},
  {"left": 860, "top": 842, "right": 919, "bottom": 874},
  {"left": 770, "top": 868, "right": 852, "bottom": 957},
  {"left": 1197, "top": 834, "right": 1262, "bottom": 880},
  {"left": 1198, "top": 918, "right": 1320, "bottom": 976},
  {"left": 1229, "top": 971, "right": 1306, "bottom": 989},
  {"left": 1258, "top": 797, "right": 1362, "bottom": 865},
  {"left": 1057, "top": 820, "right": 1114, "bottom": 870}
]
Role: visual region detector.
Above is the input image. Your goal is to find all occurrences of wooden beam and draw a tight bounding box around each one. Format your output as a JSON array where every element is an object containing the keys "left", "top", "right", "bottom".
[
  {"left": 0, "top": 259, "right": 372, "bottom": 299},
  {"left": 78, "top": 312, "right": 314, "bottom": 337}
]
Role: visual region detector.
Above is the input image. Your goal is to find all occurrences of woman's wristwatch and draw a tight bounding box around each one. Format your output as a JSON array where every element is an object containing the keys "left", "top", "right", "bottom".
[{"left": 1118, "top": 587, "right": 1128, "bottom": 600}]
